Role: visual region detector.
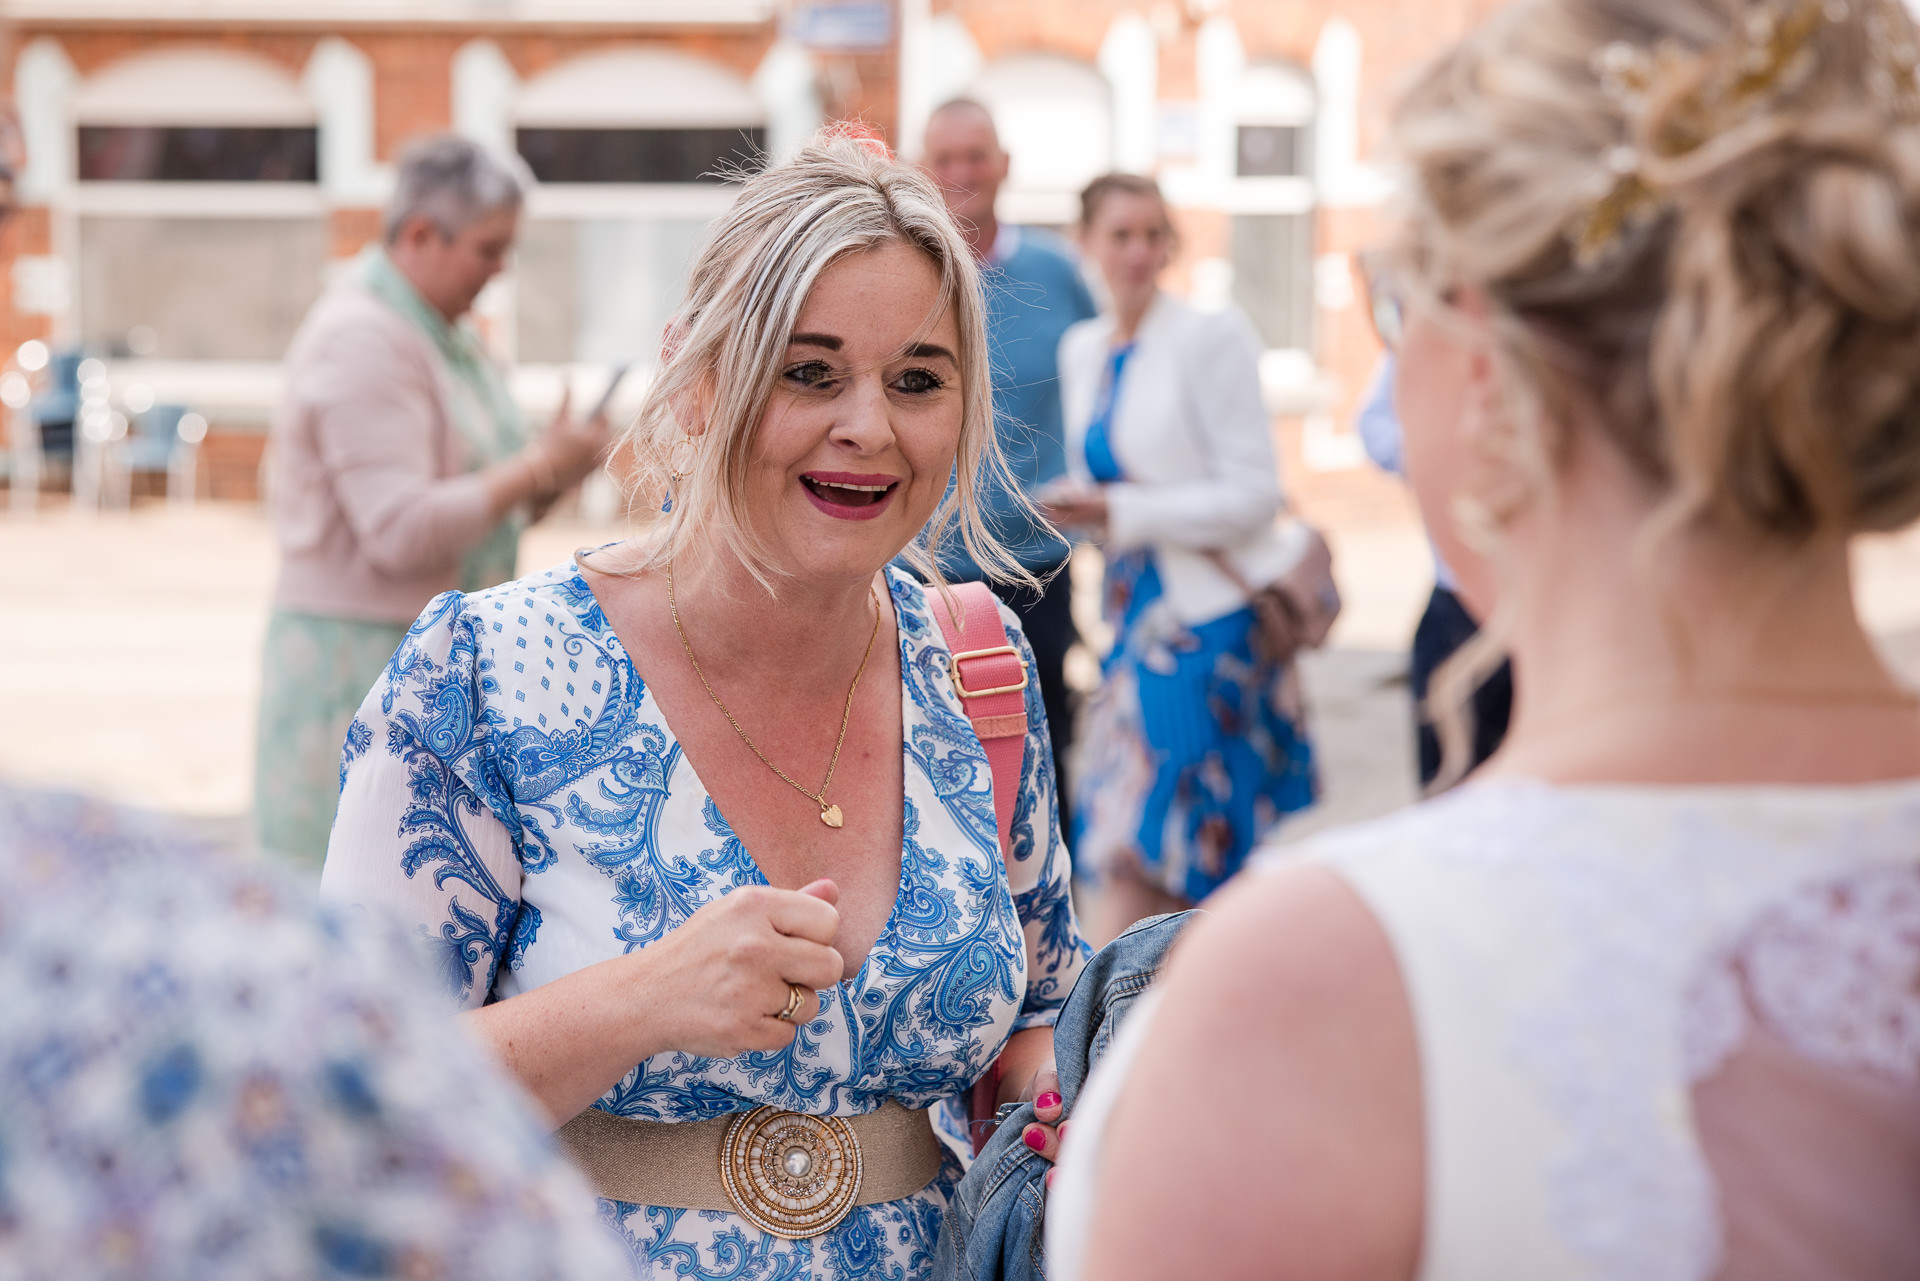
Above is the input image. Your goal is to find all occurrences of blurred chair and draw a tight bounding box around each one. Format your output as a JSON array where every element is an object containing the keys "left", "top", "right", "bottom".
[
  {"left": 111, "top": 403, "right": 206, "bottom": 507},
  {"left": 30, "top": 349, "right": 80, "bottom": 465},
  {"left": 6, "top": 345, "right": 80, "bottom": 512},
  {"left": 2, "top": 392, "right": 27, "bottom": 512}
]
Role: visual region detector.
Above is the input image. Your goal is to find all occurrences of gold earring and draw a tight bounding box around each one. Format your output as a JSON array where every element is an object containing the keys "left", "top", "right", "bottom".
[{"left": 668, "top": 438, "right": 696, "bottom": 483}]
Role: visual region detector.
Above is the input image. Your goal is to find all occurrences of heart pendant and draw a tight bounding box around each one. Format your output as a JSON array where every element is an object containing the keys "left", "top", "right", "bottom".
[{"left": 819, "top": 803, "right": 844, "bottom": 828}]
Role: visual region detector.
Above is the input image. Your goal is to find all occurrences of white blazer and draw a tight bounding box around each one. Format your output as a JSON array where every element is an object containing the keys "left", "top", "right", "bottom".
[{"left": 1059, "top": 291, "right": 1309, "bottom": 626}]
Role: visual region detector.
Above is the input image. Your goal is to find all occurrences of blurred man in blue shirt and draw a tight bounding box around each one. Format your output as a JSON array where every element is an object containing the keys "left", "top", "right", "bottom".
[{"left": 922, "top": 98, "right": 1098, "bottom": 819}]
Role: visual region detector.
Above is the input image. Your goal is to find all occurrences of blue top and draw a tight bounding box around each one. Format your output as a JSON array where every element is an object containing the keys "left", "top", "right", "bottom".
[
  {"left": 1082, "top": 344, "right": 1135, "bottom": 485},
  {"left": 938, "top": 228, "right": 1099, "bottom": 580}
]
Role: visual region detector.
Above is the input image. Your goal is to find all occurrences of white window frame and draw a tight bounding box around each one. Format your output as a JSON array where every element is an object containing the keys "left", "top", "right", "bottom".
[{"left": 71, "top": 184, "right": 326, "bottom": 218}]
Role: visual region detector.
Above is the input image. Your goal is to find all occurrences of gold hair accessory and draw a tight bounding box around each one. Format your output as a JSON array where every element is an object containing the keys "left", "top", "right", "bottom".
[
  {"left": 1572, "top": 0, "right": 1920, "bottom": 266},
  {"left": 666, "top": 558, "right": 882, "bottom": 828}
]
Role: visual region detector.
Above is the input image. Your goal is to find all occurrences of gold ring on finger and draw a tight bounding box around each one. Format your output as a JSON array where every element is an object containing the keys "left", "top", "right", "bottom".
[{"left": 776, "top": 983, "right": 806, "bottom": 1023}]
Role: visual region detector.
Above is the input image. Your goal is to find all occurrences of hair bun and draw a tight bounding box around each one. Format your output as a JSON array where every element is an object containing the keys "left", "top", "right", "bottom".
[
  {"left": 1654, "top": 110, "right": 1920, "bottom": 536},
  {"left": 1392, "top": 0, "right": 1920, "bottom": 541}
]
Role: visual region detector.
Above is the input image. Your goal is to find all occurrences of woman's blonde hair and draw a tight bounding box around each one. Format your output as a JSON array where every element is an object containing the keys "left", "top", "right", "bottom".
[
  {"left": 595, "top": 130, "right": 1037, "bottom": 592},
  {"left": 1391, "top": 0, "right": 1920, "bottom": 779}
]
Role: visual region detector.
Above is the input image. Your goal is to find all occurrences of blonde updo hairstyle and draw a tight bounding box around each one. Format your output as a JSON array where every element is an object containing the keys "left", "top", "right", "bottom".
[
  {"left": 1391, "top": 0, "right": 1920, "bottom": 778},
  {"left": 595, "top": 130, "right": 1034, "bottom": 591}
]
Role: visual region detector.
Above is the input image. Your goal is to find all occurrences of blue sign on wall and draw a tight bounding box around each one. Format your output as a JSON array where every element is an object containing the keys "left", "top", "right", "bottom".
[{"left": 785, "top": 1, "right": 893, "bottom": 50}]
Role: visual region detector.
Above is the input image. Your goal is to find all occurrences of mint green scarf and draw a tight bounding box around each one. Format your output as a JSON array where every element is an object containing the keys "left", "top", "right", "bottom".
[{"left": 359, "top": 247, "right": 528, "bottom": 592}]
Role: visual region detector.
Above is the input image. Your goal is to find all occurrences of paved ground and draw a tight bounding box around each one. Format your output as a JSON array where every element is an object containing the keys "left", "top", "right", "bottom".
[{"left": 3, "top": 499, "right": 1918, "bottom": 851}]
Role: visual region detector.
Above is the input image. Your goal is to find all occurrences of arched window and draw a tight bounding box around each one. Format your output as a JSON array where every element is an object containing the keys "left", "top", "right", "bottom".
[
  {"left": 70, "top": 49, "right": 328, "bottom": 365},
  {"left": 76, "top": 49, "right": 317, "bottom": 183},
  {"left": 508, "top": 48, "right": 768, "bottom": 366},
  {"left": 970, "top": 55, "right": 1113, "bottom": 228},
  {"left": 514, "top": 48, "right": 766, "bottom": 185}
]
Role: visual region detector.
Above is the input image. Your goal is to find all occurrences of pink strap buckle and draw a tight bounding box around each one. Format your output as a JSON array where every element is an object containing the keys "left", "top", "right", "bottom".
[
  {"left": 944, "top": 644, "right": 1030, "bottom": 702},
  {"left": 925, "top": 581, "right": 1028, "bottom": 865}
]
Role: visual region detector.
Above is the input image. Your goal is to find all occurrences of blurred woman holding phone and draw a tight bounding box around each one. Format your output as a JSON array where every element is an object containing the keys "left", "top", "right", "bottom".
[{"left": 258, "top": 134, "right": 609, "bottom": 867}]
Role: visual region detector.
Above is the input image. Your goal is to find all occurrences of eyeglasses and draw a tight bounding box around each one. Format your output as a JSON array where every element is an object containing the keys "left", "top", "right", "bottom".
[{"left": 1357, "top": 250, "right": 1406, "bottom": 351}]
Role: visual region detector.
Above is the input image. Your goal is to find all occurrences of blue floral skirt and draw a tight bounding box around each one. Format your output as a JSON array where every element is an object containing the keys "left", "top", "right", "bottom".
[{"left": 1071, "top": 550, "right": 1317, "bottom": 902}]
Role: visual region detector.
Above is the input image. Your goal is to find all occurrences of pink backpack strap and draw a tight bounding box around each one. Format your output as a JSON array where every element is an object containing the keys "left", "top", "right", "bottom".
[{"left": 925, "top": 580, "right": 1029, "bottom": 867}]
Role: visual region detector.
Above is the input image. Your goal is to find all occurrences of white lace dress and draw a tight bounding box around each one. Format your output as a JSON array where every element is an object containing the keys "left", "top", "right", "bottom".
[{"left": 1048, "top": 778, "right": 1920, "bottom": 1281}]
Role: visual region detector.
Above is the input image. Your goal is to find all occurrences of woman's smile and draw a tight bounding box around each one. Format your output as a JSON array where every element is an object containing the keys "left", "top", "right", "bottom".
[{"left": 800, "top": 470, "right": 902, "bottom": 520}]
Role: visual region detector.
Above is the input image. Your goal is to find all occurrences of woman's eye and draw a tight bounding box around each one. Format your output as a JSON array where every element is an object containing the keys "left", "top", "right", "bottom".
[
  {"left": 894, "top": 367, "right": 946, "bottom": 394},
  {"left": 785, "top": 361, "right": 836, "bottom": 388}
]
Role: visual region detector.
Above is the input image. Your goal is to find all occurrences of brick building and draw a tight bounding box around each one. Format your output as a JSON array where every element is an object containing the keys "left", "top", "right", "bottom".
[{"left": 2, "top": 0, "right": 1494, "bottom": 514}]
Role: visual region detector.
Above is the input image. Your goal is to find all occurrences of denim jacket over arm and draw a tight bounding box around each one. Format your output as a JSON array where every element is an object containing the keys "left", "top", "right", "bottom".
[{"left": 933, "top": 911, "right": 1197, "bottom": 1281}]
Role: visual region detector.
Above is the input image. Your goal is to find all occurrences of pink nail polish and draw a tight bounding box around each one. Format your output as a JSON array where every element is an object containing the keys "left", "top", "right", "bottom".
[
  {"left": 1023, "top": 1126, "right": 1047, "bottom": 1153},
  {"left": 1035, "top": 1091, "right": 1061, "bottom": 1111}
]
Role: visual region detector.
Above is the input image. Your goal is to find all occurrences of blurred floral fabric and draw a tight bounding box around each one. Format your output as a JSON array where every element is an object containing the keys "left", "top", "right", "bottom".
[{"left": 0, "top": 786, "right": 632, "bottom": 1281}]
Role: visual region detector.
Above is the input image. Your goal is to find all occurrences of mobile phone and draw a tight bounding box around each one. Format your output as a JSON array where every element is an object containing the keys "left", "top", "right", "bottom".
[{"left": 588, "top": 361, "right": 634, "bottom": 421}]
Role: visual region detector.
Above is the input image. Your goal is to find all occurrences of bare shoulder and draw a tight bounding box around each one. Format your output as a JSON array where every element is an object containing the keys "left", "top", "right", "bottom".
[{"left": 1080, "top": 860, "right": 1424, "bottom": 1281}]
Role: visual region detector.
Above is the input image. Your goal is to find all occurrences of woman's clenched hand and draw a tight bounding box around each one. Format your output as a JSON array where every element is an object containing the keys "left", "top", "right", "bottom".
[
  {"left": 463, "top": 878, "right": 845, "bottom": 1126},
  {"left": 630, "top": 878, "right": 845, "bottom": 1059}
]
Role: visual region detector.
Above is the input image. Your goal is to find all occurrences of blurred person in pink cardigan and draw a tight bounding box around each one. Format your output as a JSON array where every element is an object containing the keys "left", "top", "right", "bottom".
[{"left": 256, "top": 134, "right": 609, "bottom": 868}]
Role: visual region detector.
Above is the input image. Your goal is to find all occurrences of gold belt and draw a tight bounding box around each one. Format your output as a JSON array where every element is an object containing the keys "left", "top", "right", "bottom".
[{"left": 557, "top": 1101, "right": 945, "bottom": 1239}]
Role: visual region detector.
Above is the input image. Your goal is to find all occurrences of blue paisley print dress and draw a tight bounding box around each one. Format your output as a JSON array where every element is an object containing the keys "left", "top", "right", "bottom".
[{"left": 323, "top": 562, "right": 1088, "bottom": 1280}]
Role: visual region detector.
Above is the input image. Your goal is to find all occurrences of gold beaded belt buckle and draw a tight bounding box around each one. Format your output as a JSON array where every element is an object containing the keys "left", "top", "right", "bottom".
[
  {"left": 721, "top": 1107, "right": 863, "bottom": 1238},
  {"left": 558, "top": 1100, "right": 944, "bottom": 1240}
]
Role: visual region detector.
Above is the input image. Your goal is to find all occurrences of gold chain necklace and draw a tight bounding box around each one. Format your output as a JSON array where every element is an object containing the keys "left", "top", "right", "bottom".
[{"left": 666, "top": 559, "right": 881, "bottom": 828}]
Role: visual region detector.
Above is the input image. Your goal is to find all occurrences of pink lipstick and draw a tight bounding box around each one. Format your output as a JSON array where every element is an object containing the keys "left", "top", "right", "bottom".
[{"left": 800, "top": 472, "right": 900, "bottom": 521}]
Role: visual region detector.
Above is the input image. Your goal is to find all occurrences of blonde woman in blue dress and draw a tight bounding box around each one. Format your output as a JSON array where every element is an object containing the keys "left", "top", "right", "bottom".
[{"left": 322, "top": 134, "right": 1086, "bottom": 1279}]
